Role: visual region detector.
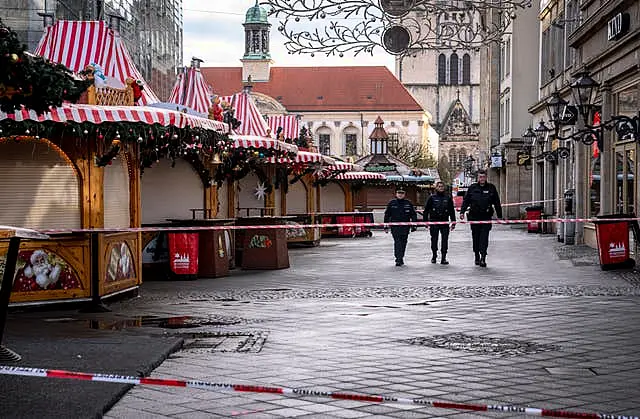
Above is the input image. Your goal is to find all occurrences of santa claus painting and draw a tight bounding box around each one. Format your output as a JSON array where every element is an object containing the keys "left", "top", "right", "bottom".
[{"left": 10, "top": 249, "right": 81, "bottom": 292}]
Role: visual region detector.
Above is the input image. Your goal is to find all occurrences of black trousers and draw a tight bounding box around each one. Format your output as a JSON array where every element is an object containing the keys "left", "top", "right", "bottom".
[
  {"left": 392, "top": 232, "right": 409, "bottom": 262},
  {"left": 430, "top": 225, "right": 450, "bottom": 255},
  {"left": 471, "top": 224, "right": 492, "bottom": 255}
]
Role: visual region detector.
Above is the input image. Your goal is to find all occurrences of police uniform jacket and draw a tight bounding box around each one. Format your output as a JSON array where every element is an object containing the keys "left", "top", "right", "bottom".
[
  {"left": 424, "top": 192, "right": 456, "bottom": 223},
  {"left": 460, "top": 182, "right": 503, "bottom": 221},
  {"left": 384, "top": 198, "right": 417, "bottom": 235}
]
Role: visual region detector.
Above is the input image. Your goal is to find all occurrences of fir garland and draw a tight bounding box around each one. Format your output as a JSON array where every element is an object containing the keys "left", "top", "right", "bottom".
[{"left": 0, "top": 18, "right": 92, "bottom": 114}]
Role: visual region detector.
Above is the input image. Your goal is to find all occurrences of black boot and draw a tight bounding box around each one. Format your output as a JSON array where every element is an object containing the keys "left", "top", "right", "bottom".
[
  {"left": 441, "top": 253, "right": 449, "bottom": 265},
  {"left": 479, "top": 253, "right": 487, "bottom": 267},
  {"left": 431, "top": 252, "right": 437, "bottom": 264},
  {"left": 474, "top": 252, "right": 481, "bottom": 265}
]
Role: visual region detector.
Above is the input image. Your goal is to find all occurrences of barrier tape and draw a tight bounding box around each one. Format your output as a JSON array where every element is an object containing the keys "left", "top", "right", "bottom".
[
  {"left": 0, "top": 366, "right": 635, "bottom": 418},
  {"left": 34, "top": 217, "right": 640, "bottom": 235}
]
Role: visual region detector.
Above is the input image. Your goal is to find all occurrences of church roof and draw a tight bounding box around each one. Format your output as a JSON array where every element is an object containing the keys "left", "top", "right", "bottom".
[{"left": 201, "top": 66, "right": 424, "bottom": 113}]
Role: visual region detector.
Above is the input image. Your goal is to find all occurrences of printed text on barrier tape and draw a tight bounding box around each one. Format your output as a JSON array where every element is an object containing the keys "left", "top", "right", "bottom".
[
  {"left": 0, "top": 366, "right": 635, "bottom": 419},
  {"left": 37, "top": 217, "right": 640, "bottom": 235}
]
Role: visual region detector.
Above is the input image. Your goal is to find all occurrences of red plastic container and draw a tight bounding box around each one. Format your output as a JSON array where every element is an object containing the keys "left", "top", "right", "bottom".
[
  {"left": 594, "top": 215, "right": 636, "bottom": 270},
  {"left": 525, "top": 206, "right": 543, "bottom": 233}
]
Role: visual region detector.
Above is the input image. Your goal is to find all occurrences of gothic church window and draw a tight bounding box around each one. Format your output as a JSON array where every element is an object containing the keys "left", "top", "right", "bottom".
[
  {"left": 462, "top": 54, "right": 470, "bottom": 84},
  {"left": 438, "top": 54, "right": 447, "bottom": 85},
  {"left": 450, "top": 53, "right": 459, "bottom": 85}
]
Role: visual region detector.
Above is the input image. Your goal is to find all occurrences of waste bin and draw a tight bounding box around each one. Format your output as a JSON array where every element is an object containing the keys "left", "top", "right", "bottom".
[
  {"left": 525, "top": 206, "right": 543, "bottom": 233},
  {"left": 236, "top": 217, "right": 291, "bottom": 270},
  {"left": 594, "top": 214, "right": 636, "bottom": 271}
]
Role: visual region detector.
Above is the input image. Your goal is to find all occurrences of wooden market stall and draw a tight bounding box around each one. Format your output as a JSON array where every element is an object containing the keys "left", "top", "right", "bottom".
[{"left": 0, "top": 19, "right": 229, "bottom": 304}]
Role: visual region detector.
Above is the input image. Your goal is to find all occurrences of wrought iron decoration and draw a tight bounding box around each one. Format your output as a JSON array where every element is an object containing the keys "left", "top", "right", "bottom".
[{"left": 263, "top": 0, "right": 533, "bottom": 56}]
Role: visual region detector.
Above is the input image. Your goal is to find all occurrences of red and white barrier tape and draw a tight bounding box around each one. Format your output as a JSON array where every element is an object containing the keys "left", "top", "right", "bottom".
[
  {"left": 0, "top": 366, "right": 635, "bottom": 418},
  {"left": 35, "top": 217, "right": 640, "bottom": 235}
]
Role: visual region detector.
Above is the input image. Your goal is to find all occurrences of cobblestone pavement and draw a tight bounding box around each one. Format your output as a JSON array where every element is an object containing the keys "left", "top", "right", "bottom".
[{"left": 104, "top": 225, "right": 640, "bottom": 418}]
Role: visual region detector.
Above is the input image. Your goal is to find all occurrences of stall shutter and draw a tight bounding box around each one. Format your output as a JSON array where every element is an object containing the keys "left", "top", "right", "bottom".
[
  {"left": 237, "top": 173, "right": 263, "bottom": 216},
  {"left": 103, "top": 154, "right": 130, "bottom": 228},
  {"left": 0, "top": 141, "right": 81, "bottom": 229},
  {"left": 141, "top": 158, "right": 204, "bottom": 224},
  {"left": 216, "top": 181, "right": 229, "bottom": 219},
  {"left": 287, "top": 181, "right": 307, "bottom": 214},
  {"left": 321, "top": 182, "right": 346, "bottom": 212}
]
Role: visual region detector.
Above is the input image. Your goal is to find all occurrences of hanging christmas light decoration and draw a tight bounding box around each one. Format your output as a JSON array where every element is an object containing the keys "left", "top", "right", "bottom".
[{"left": 264, "top": 0, "right": 532, "bottom": 55}]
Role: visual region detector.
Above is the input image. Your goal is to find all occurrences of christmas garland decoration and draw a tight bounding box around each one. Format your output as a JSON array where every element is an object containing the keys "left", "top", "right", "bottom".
[{"left": 0, "top": 18, "right": 92, "bottom": 114}]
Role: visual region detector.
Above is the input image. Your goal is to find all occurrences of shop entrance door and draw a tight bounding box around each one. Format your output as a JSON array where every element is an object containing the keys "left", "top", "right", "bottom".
[{"left": 614, "top": 142, "right": 636, "bottom": 255}]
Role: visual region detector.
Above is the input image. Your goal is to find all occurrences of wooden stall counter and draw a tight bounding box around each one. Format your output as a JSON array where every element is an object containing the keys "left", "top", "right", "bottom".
[
  {"left": 142, "top": 219, "right": 234, "bottom": 280},
  {"left": 317, "top": 212, "right": 375, "bottom": 238},
  {"left": 235, "top": 217, "right": 291, "bottom": 270},
  {"left": 285, "top": 214, "right": 321, "bottom": 247}
]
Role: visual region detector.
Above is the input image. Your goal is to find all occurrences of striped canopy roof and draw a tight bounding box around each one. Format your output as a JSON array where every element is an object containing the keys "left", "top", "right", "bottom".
[
  {"left": 268, "top": 115, "right": 299, "bottom": 140},
  {"left": 34, "top": 20, "right": 160, "bottom": 105},
  {"left": 218, "top": 92, "right": 269, "bottom": 137},
  {"left": 168, "top": 66, "right": 212, "bottom": 115},
  {"left": 0, "top": 104, "right": 228, "bottom": 132}
]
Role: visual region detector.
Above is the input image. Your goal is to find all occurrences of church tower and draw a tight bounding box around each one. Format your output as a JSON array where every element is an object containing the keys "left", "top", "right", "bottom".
[{"left": 241, "top": 0, "right": 273, "bottom": 83}]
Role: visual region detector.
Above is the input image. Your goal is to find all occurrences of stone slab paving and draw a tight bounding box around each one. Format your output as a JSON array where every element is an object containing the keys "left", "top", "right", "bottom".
[{"left": 104, "top": 225, "right": 640, "bottom": 418}]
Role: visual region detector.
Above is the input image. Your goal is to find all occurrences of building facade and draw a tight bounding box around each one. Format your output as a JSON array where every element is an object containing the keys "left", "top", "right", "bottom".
[
  {"left": 396, "top": 9, "right": 481, "bottom": 179},
  {"left": 529, "top": 0, "right": 639, "bottom": 248},
  {"left": 0, "top": 0, "right": 183, "bottom": 100}
]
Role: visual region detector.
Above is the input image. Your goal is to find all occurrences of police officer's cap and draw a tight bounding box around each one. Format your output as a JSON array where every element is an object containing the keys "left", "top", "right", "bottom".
[{"left": 395, "top": 187, "right": 406, "bottom": 193}]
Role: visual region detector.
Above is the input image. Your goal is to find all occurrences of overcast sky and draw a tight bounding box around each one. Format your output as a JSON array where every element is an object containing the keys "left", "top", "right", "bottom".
[{"left": 182, "top": 1, "right": 396, "bottom": 70}]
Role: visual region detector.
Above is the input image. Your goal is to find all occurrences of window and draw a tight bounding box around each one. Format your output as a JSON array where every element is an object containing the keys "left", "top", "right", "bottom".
[
  {"left": 345, "top": 134, "right": 357, "bottom": 156},
  {"left": 319, "top": 134, "right": 331, "bottom": 155},
  {"left": 438, "top": 54, "right": 447, "bottom": 85},
  {"left": 388, "top": 132, "right": 399, "bottom": 154},
  {"left": 462, "top": 54, "right": 471, "bottom": 84},
  {"left": 505, "top": 38, "right": 511, "bottom": 76},
  {"left": 450, "top": 53, "right": 459, "bottom": 85},
  {"left": 505, "top": 97, "right": 511, "bottom": 135},
  {"left": 500, "top": 43, "right": 505, "bottom": 80}
]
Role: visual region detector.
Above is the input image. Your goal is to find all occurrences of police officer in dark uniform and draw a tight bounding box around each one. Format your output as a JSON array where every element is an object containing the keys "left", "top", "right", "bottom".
[
  {"left": 424, "top": 181, "right": 456, "bottom": 264},
  {"left": 384, "top": 187, "right": 418, "bottom": 266},
  {"left": 460, "top": 170, "right": 502, "bottom": 267}
]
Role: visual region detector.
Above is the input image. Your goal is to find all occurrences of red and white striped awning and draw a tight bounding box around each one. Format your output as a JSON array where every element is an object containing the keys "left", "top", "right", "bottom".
[
  {"left": 268, "top": 151, "right": 335, "bottom": 165},
  {"left": 327, "top": 161, "right": 363, "bottom": 172},
  {"left": 0, "top": 104, "right": 228, "bottom": 132},
  {"left": 230, "top": 135, "right": 298, "bottom": 154},
  {"left": 268, "top": 115, "right": 299, "bottom": 140},
  {"left": 169, "top": 67, "right": 212, "bottom": 115},
  {"left": 34, "top": 20, "right": 160, "bottom": 105},
  {"left": 215, "top": 92, "right": 268, "bottom": 137},
  {"left": 334, "top": 171, "right": 386, "bottom": 180}
]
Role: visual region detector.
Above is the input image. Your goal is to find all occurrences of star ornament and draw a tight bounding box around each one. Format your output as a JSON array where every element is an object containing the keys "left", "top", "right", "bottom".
[{"left": 254, "top": 182, "right": 267, "bottom": 201}]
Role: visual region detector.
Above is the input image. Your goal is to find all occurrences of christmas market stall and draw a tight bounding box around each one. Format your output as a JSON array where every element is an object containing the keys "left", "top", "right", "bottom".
[
  {"left": 0, "top": 18, "right": 229, "bottom": 305},
  {"left": 214, "top": 90, "right": 299, "bottom": 269},
  {"left": 316, "top": 171, "right": 385, "bottom": 238},
  {"left": 354, "top": 117, "right": 436, "bottom": 222}
]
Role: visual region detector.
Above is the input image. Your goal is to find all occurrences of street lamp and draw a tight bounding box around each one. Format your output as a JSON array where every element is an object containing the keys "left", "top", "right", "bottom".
[{"left": 532, "top": 71, "right": 640, "bottom": 161}]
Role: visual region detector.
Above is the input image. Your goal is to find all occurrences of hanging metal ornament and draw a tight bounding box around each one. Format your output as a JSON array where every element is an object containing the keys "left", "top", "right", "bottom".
[{"left": 265, "top": 0, "right": 532, "bottom": 56}]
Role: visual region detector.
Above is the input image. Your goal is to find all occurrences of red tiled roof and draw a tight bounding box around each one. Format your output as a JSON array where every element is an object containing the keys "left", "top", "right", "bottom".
[{"left": 200, "top": 66, "right": 423, "bottom": 112}]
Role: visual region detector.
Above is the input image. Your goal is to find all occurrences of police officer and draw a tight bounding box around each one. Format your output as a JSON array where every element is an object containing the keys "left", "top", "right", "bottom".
[
  {"left": 459, "top": 170, "right": 502, "bottom": 267},
  {"left": 424, "top": 181, "right": 456, "bottom": 264},
  {"left": 384, "top": 187, "right": 418, "bottom": 266}
]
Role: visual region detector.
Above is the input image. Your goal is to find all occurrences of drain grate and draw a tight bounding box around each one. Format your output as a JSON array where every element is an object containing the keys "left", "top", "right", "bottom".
[
  {"left": 403, "top": 333, "right": 560, "bottom": 356},
  {"left": 182, "top": 331, "right": 268, "bottom": 353}
]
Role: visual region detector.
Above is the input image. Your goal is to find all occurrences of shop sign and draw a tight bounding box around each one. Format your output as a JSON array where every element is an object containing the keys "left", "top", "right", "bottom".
[
  {"left": 490, "top": 154, "right": 503, "bottom": 168},
  {"left": 607, "top": 13, "right": 630, "bottom": 41},
  {"left": 366, "top": 164, "right": 396, "bottom": 172},
  {"left": 517, "top": 152, "right": 531, "bottom": 166}
]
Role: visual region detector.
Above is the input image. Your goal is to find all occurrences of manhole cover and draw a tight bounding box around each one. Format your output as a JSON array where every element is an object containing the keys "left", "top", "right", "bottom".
[
  {"left": 182, "top": 331, "right": 268, "bottom": 353},
  {"left": 403, "top": 333, "right": 560, "bottom": 356}
]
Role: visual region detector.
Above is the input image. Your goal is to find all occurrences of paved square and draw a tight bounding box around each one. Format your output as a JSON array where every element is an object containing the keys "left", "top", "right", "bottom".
[{"left": 105, "top": 226, "right": 640, "bottom": 418}]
